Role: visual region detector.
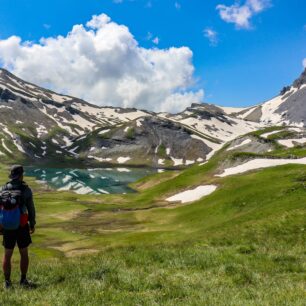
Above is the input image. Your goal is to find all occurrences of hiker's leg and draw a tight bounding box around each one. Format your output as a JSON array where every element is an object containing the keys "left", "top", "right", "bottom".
[
  {"left": 3, "top": 248, "right": 14, "bottom": 281},
  {"left": 19, "top": 247, "right": 29, "bottom": 279}
]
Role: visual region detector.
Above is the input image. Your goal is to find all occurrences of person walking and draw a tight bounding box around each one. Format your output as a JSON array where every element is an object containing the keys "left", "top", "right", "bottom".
[{"left": 0, "top": 165, "right": 36, "bottom": 289}]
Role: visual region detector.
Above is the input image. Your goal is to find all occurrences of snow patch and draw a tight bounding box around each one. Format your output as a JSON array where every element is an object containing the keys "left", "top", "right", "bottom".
[
  {"left": 136, "top": 118, "right": 144, "bottom": 127},
  {"left": 166, "top": 185, "right": 217, "bottom": 203},
  {"left": 0, "top": 123, "right": 14, "bottom": 138},
  {"left": 116, "top": 168, "right": 130, "bottom": 172},
  {"left": 62, "top": 136, "right": 73, "bottom": 148},
  {"left": 217, "top": 158, "right": 306, "bottom": 177},
  {"left": 219, "top": 106, "right": 246, "bottom": 114},
  {"left": 1, "top": 139, "right": 12, "bottom": 154},
  {"left": 185, "top": 160, "right": 195, "bottom": 165},
  {"left": 277, "top": 138, "right": 306, "bottom": 148},
  {"left": 99, "top": 129, "right": 110, "bottom": 135},
  {"left": 289, "top": 127, "right": 304, "bottom": 133},
  {"left": 261, "top": 130, "right": 282, "bottom": 139},
  {"left": 12, "top": 138, "right": 26, "bottom": 153},
  {"left": 117, "top": 156, "right": 131, "bottom": 164},
  {"left": 171, "top": 157, "right": 183, "bottom": 166},
  {"left": 88, "top": 155, "right": 112, "bottom": 162},
  {"left": 69, "top": 146, "right": 79, "bottom": 155},
  {"left": 0, "top": 105, "right": 13, "bottom": 110},
  {"left": 97, "top": 188, "right": 110, "bottom": 194}
]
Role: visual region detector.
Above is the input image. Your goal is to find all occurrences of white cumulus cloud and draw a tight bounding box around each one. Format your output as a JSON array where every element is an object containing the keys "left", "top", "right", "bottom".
[
  {"left": 0, "top": 14, "right": 203, "bottom": 113},
  {"left": 216, "top": 0, "right": 271, "bottom": 29}
]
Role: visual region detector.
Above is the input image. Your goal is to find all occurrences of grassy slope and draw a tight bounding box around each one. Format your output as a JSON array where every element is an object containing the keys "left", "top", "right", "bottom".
[{"left": 0, "top": 140, "right": 305, "bottom": 304}]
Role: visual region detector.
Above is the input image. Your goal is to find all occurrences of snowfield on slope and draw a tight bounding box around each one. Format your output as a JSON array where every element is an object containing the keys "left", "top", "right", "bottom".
[
  {"left": 117, "top": 157, "right": 131, "bottom": 164},
  {"left": 166, "top": 115, "right": 260, "bottom": 142},
  {"left": 277, "top": 138, "right": 306, "bottom": 148},
  {"left": 217, "top": 158, "right": 306, "bottom": 177},
  {"left": 166, "top": 185, "right": 217, "bottom": 203},
  {"left": 260, "top": 130, "right": 283, "bottom": 139},
  {"left": 218, "top": 106, "right": 246, "bottom": 115}
]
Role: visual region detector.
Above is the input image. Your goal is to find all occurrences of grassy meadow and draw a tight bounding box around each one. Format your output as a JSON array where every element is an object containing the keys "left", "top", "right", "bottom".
[{"left": 0, "top": 139, "right": 305, "bottom": 305}]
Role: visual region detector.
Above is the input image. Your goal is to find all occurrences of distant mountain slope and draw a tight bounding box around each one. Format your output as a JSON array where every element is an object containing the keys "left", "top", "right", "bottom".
[
  {"left": 0, "top": 68, "right": 305, "bottom": 166},
  {"left": 68, "top": 117, "right": 213, "bottom": 167},
  {"left": 0, "top": 68, "right": 150, "bottom": 138},
  {"left": 0, "top": 68, "right": 151, "bottom": 164},
  {"left": 235, "top": 68, "right": 306, "bottom": 126}
]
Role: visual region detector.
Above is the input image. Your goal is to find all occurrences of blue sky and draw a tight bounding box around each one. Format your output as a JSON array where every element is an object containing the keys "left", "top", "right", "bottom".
[{"left": 0, "top": 0, "right": 305, "bottom": 109}]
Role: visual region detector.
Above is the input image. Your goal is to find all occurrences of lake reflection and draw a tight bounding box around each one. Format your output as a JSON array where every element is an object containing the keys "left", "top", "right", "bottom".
[{"left": 25, "top": 167, "right": 155, "bottom": 195}]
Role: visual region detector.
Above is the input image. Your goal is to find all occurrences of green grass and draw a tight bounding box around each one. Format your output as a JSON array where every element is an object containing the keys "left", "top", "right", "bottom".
[
  {"left": 228, "top": 143, "right": 306, "bottom": 160},
  {"left": 156, "top": 143, "right": 166, "bottom": 158},
  {"left": 266, "top": 130, "right": 296, "bottom": 140},
  {"left": 125, "top": 127, "right": 135, "bottom": 140},
  {"left": 0, "top": 141, "right": 305, "bottom": 305},
  {"left": 1, "top": 238, "right": 305, "bottom": 305},
  {"left": 248, "top": 126, "right": 285, "bottom": 137},
  {"left": 46, "top": 126, "right": 71, "bottom": 140}
]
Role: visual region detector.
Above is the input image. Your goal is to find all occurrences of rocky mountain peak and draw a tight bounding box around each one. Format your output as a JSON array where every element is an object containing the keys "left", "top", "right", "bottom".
[
  {"left": 0, "top": 67, "right": 10, "bottom": 75},
  {"left": 293, "top": 68, "right": 306, "bottom": 89},
  {"left": 187, "top": 103, "right": 224, "bottom": 114},
  {"left": 0, "top": 68, "right": 19, "bottom": 85},
  {"left": 280, "top": 68, "right": 306, "bottom": 95}
]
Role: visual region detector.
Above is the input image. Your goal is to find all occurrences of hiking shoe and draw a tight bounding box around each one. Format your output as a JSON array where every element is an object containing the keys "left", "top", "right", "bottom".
[
  {"left": 20, "top": 278, "right": 36, "bottom": 288},
  {"left": 4, "top": 280, "right": 12, "bottom": 289}
]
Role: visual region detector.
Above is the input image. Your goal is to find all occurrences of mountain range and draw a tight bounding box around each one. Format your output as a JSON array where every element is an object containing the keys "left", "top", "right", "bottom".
[{"left": 0, "top": 68, "right": 305, "bottom": 167}]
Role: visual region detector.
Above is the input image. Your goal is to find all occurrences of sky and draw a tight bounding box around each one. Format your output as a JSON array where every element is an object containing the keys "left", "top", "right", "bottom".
[{"left": 0, "top": 0, "right": 305, "bottom": 112}]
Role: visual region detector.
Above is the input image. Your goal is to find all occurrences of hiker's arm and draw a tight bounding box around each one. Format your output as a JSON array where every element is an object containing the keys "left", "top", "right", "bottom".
[{"left": 25, "top": 189, "right": 36, "bottom": 229}]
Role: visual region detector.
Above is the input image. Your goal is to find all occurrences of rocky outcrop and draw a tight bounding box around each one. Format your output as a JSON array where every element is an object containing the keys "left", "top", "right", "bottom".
[
  {"left": 72, "top": 117, "right": 212, "bottom": 167},
  {"left": 293, "top": 68, "right": 306, "bottom": 89}
]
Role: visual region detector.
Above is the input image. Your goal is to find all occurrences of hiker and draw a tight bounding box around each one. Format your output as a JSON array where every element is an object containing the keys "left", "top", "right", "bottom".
[{"left": 0, "top": 165, "right": 36, "bottom": 288}]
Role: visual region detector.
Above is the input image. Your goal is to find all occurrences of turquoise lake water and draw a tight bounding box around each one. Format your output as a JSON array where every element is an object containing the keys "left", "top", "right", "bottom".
[{"left": 25, "top": 167, "right": 155, "bottom": 195}]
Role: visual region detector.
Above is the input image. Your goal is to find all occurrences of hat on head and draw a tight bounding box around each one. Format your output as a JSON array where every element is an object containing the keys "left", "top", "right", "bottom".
[{"left": 9, "top": 165, "right": 24, "bottom": 180}]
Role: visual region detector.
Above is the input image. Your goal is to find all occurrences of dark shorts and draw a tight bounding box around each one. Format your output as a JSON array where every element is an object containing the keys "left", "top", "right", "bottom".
[{"left": 2, "top": 224, "right": 32, "bottom": 249}]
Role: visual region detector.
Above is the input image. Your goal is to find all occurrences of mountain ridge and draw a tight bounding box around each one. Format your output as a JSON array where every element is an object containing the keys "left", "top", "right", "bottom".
[{"left": 0, "top": 68, "right": 305, "bottom": 167}]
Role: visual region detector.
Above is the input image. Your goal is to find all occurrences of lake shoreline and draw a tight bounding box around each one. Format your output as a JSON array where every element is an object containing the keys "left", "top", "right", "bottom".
[{"left": 24, "top": 166, "right": 157, "bottom": 195}]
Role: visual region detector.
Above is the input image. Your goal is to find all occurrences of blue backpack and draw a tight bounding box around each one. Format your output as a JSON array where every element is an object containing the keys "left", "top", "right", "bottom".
[{"left": 0, "top": 183, "right": 23, "bottom": 230}]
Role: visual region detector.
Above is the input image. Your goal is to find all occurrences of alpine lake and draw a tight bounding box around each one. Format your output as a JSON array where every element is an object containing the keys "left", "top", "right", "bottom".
[{"left": 25, "top": 166, "right": 157, "bottom": 195}]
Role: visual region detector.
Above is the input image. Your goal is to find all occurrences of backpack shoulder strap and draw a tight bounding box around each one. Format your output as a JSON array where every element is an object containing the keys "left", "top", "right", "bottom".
[{"left": 1, "top": 182, "right": 11, "bottom": 192}]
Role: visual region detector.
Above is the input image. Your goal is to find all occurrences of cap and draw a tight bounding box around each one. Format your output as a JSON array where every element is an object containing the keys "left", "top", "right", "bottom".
[{"left": 9, "top": 165, "right": 24, "bottom": 180}]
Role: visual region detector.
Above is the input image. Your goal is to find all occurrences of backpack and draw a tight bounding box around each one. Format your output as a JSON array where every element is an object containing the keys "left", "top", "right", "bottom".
[{"left": 0, "top": 183, "right": 26, "bottom": 230}]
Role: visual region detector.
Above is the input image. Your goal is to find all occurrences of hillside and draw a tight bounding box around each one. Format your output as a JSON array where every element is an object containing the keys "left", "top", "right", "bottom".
[
  {"left": 0, "top": 129, "right": 305, "bottom": 304},
  {"left": 232, "top": 68, "right": 306, "bottom": 126},
  {"left": 0, "top": 68, "right": 305, "bottom": 304}
]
